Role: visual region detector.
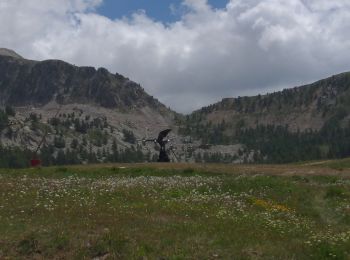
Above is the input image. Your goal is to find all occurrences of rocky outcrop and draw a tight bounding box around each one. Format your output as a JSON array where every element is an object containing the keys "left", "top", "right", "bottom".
[
  {"left": 0, "top": 52, "right": 168, "bottom": 113},
  {"left": 0, "top": 48, "right": 23, "bottom": 59}
]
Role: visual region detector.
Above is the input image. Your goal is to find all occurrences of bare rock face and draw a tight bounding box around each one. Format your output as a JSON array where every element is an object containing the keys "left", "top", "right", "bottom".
[
  {"left": 0, "top": 48, "right": 23, "bottom": 59},
  {"left": 0, "top": 49, "right": 168, "bottom": 113},
  {"left": 0, "top": 48, "right": 184, "bottom": 165},
  {"left": 2, "top": 48, "right": 350, "bottom": 165}
]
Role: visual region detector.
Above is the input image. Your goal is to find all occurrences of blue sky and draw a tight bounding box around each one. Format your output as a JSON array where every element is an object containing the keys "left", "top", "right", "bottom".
[{"left": 97, "top": 0, "right": 229, "bottom": 23}]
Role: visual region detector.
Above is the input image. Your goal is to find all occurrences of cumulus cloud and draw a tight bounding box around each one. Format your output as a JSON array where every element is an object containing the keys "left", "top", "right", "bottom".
[{"left": 0, "top": 0, "right": 350, "bottom": 113}]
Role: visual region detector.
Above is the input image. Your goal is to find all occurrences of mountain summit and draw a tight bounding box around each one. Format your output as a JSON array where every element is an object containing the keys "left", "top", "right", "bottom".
[
  {"left": 0, "top": 48, "right": 349, "bottom": 166},
  {"left": 0, "top": 48, "right": 23, "bottom": 59},
  {"left": 0, "top": 49, "right": 168, "bottom": 112},
  {"left": 0, "top": 48, "right": 179, "bottom": 167}
]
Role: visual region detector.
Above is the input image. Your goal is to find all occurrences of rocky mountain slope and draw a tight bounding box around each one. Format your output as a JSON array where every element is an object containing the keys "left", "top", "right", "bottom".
[
  {"left": 183, "top": 71, "right": 350, "bottom": 135},
  {"left": 180, "top": 72, "right": 350, "bottom": 163},
  {"left": 0, "top": 48, "right": 23, "bottom": 59},
  {"left": 0, "top": 48, "right": 349, "bottom": 166},
  {"left": 0, "top": 49, "right": 189, "bottom": 166},
  {"left": 0, "top": 49, "right": 169, "bottom": 110}
]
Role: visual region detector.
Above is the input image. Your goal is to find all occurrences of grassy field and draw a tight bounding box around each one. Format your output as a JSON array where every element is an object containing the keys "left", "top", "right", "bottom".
[{"left": 0, "top": 162, "right": 350, "bottom": 259}]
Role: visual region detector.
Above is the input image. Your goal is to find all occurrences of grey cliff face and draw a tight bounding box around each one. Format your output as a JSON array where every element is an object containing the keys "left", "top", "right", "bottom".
[
  {"left": 0, "top": 52, "right": 165, "bottom": 111},
  {"left": 0, "top": 48, "right": 23, "bottom": 59}
]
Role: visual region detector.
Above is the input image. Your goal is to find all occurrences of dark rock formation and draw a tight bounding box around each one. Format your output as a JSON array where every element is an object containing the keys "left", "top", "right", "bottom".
[{"left": 0, "top": 51, "right": 166, "bottom": 111}]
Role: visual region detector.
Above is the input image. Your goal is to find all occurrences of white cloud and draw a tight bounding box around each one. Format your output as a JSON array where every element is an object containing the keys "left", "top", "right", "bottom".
[{"left": 0, "top": 0, "right": 350, "bottom": 113}]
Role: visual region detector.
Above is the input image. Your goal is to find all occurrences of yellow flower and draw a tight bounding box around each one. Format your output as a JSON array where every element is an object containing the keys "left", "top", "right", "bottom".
[{"left": 252, "top": 198, "right": 291, "bottom": 212}]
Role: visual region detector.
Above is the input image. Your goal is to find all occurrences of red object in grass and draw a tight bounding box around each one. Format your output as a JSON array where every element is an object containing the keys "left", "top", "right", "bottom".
[{"left": 31, "top": 159, "right": 41, "bottom": 167}]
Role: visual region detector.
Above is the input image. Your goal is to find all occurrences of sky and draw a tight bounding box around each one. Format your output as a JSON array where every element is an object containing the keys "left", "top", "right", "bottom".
[
  {"left": 0, "top": 0, "right": 350, "bottom": 113},
  {"left": 98, "top": 0, "right": 229, "bottom": 23}
]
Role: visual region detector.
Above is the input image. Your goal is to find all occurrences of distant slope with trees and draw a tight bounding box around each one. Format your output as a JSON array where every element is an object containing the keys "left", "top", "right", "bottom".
[{"left": 180, "top": 72, "right": 350, "bottom": 163}]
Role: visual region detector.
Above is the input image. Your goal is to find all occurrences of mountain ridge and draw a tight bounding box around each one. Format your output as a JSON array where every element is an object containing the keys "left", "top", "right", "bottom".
[
  {"left": 0, "top": 49, "right": 183, "bottom": 167},
  {"left": 0, "top": 53, "right": 172, "bottom": 114},
  {"left": 187, "top": 71, "right": 350, "bottom": 132},
  {"left": 0, "top": 48, "right": 23, "bottom": 59},
  {"left": 1, "top": 48, "right": 349, "bottom": 118},
  {"left": 0, "top": 48, "right": 350, "bottom": 166}
]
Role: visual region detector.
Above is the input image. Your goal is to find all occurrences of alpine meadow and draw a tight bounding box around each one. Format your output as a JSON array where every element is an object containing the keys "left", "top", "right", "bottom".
[{"left": 1, "top": 0, "right": 350, "bottom": 259}]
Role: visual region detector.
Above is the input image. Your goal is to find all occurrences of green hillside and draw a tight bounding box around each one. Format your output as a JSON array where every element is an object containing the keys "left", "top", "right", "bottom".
[{"left": 180, "top": 72, "right": 350, "bottom": 163}]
